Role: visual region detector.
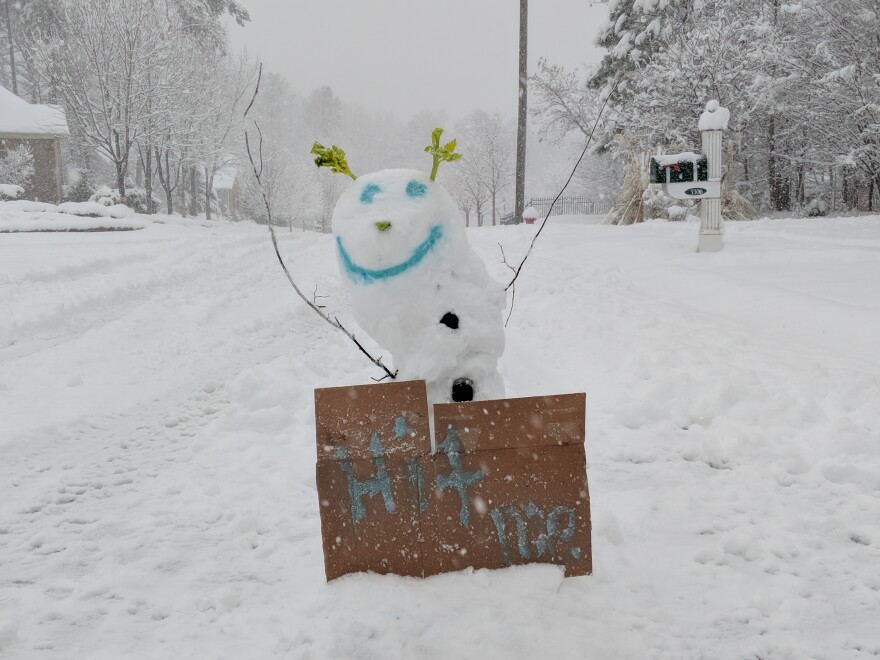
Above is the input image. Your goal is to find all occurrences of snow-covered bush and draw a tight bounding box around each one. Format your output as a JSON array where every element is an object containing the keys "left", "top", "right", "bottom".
[
  {"left": 63, "top": 169, "right": 97, "bottom": 203},
  {"left": 89, "top": 186, "right": 156, "bottom": 214},
  {"left": 644, "top": 185, "right": 697, "bottom": 222},
  {"left": 123, "top": 188, "right": 161, "bottom": 214},
  {"left": 89, "top": 186, "right": 118, "bottom": 207},
  {"left": 0, "top": 144, "right": 35, "bottom": 189},
  {"left": 0, "top": 184, "right": 24, "bottom": 201},
  {"left": 722, "top": 187, "right": 759, "bottom": 220},
  {"left": 57, "top": 201, "right": 132, "bottom": 219},
  {"left": 805, "top": 196, "right": 829, "bottom": 217},
  {"left": 606, "top": 151, "right": 650, "bottom": 225}
]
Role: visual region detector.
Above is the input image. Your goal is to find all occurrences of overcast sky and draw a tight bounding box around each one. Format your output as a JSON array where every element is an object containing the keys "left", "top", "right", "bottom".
[{"left": 230, "top": 0, "right": 608, "bottom": 121}]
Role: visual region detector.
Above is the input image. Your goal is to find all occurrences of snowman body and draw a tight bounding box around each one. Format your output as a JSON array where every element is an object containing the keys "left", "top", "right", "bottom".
[{"left": 332, "top": 168, "right": 505, "bottom": 404}]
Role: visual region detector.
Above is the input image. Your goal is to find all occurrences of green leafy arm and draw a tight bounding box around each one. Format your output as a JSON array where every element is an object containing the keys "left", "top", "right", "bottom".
[
  {"left": 310, "top": 142, "right": 357, "bottom": 180},
  {"left": 424, "top": 128, "right": 462, "bottom": 181}
]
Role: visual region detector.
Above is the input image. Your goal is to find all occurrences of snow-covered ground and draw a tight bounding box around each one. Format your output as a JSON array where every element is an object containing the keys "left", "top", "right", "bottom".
[
  {"left": 1, "top": 214, "right": 879, "bottom": 659},
  {"left": 1, "top": 201, "right": 139, "bottom": 233}
]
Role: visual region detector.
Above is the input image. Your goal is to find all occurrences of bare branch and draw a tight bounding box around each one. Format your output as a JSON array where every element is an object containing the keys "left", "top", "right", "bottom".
[
  {"left": 505, "top": 79, "right": 620, "bottom": 296},
  {"left": 244, "top": 61, "right": 261, "bottom": 119},
  {"left": 312, "top": 284, "right": 328, "bottom": 309},
  {"left": 243, "top": 67, "right": 397, "bottom": 381},
  {"left": 498, "top": 243, "right": 517, "bottom": 328}
]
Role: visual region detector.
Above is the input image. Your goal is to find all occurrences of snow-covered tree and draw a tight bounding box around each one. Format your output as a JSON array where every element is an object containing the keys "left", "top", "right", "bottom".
[
  {"left": 31, "top": 0, "right": 169, "bottom": 199},
  {"left": 534, "top": 0, "right": 880, "bottom": 216},
  {"left": 0, "top": 143, "right": 34, "bottom": 187}
]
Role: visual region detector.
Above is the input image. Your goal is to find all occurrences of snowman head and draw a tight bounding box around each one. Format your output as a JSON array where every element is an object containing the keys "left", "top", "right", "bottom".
[
  {"left": 313, "top": 129, "right": 466, "bottom": 285},
  {"left": 331, "top": 168, "right": 466, "bottom": 285}
]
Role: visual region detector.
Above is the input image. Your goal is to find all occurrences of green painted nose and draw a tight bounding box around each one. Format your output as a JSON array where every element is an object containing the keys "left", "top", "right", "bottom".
[{"left": 375, "top": 221, "right": 392, "bottom": 232}]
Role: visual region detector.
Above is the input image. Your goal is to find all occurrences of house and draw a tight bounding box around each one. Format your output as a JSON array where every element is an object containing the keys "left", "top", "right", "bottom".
[
  {"left": 0, "top": 84, "right": 69, "bottom": 203},
  {"left": 212, "top": 167, "right": 242, "bottom": 219}
]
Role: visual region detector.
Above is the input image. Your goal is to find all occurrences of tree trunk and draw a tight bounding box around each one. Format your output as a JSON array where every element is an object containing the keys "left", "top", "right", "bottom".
[
  {"left": 465, "top": 209, "right": 470, "bottom": 227},
  {"left": 178, "top": 167, "right": 187, "bottom": 217},
  {"left": 491, "top": 193, "right": 497, "bottom": 226},
  {"left": 144, "top": 144, "right": 153, "bottom": 214},
  {"left": 869, "top": 178, "right": 875, "bottom": 213},
  {"left": 828, "top": 167, "right": 837, "bottom": 213},
  {"left": 204, "top": 166, "right": 212, "bottom": 221},
  {"left": 156, "top": 148, "right": 173, "bottom": 215},
  {"left": 116, "top": 164, "right": 126, "bottom": 201},
  {"left": 514, "top": 0, "right": 528, "bottom": 225},
  {"left": 189, "top": 167, "right": 199, "bottom": 217},
  {"left": 767, "top": 115, "right": 788, "bottom": 212},
  {"left": 797, "top": 165, "right": 805, "bottom": 207}
]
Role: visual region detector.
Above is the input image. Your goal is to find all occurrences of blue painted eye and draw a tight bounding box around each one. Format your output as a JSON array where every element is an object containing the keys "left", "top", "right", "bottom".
[
  {"left": 360, "top": 183, "right": 381, "bottom": 204},
  {"left": 406, "top": 180, "right": 427, "bottom": 198}
]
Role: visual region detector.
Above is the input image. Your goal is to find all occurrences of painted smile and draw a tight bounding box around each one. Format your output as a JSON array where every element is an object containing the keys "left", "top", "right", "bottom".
[{"left": 337, "top": 224, "right": 444, "bottom": 284}]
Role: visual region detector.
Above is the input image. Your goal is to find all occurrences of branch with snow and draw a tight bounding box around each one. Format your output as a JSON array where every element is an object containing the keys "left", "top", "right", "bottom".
[{"left": 243, "top": 64, "right": 397, "bottom": 382}]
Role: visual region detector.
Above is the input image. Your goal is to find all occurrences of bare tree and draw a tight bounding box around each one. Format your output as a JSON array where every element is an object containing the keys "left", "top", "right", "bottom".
[
  {"left": 459, "top": 110, "right": 514, "bottom": 226},
  {"left": 196, "top": 51, "right": 257, "bottom": 220},
  {"left": 32, "top": 0, "right": 167, "bottom": 199}
]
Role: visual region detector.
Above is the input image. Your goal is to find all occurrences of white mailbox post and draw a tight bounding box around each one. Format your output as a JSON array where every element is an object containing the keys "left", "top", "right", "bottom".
[
  {"left": 697, "top": 100, "right": 729, "bottom": 252},
  {"left": 649, "top": 100, "right": 730, "bottom": 252}
]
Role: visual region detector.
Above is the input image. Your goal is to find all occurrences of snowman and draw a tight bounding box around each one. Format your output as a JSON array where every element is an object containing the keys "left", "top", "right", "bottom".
[{"left": 313, "top": 130, "right": 506, "bottom": 404}]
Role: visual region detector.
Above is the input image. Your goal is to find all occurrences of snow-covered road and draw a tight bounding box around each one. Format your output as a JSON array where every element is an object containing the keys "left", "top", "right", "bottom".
[{"left": 1, "top": 216, "right": 878, "bottom": 658}]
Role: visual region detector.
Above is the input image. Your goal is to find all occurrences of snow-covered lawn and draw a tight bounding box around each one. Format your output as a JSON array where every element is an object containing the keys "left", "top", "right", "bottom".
[{"left": 1, "top": 215, "right": 878, "bottom": 659}]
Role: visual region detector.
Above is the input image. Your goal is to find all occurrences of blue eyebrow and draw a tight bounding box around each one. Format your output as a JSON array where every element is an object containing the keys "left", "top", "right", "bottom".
[
  {"left": 360, "top": 183, "right": 381, "bottom": 204},
  {"left": 406, "top": 180, "right": 427, "bottom": 198}
]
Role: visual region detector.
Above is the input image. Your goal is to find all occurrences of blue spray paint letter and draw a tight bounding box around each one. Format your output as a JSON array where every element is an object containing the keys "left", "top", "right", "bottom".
[
  {"left": 508, "top": 506, "right": 532, "bottom": 559},
  {"left": 336, "top": 432, "right": 396, "bottom": 527},
  {"left": 393, "top": 415, "right": 410, "bottom": 439},
  {"left": 490, "top": 510, "right": 512, "bottom": 566},
  {"left": 407, "top": 458, "right": 428, "bottom": 512},
  {"left": 489, "top": 503, "right": 581, "bottom": 563},
  {"left": 544, "top": 505, "right": 577, "bottom": 557},
  {"left": 435, "top": 428, "right": 484, "bottom": 526}
]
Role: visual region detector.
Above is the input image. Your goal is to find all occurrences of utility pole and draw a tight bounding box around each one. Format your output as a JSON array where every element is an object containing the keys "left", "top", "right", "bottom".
[
  {"left": 4, "top": 0, "right": 18, "bottom": 95},
  {"left": 514, "top": 0, "right": 527, "bottom": 225}
]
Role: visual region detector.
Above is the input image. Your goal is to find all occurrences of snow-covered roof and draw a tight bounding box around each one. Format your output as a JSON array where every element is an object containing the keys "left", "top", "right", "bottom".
[{"left": 0, "top": 84, "right": 69, "bottom": 136}]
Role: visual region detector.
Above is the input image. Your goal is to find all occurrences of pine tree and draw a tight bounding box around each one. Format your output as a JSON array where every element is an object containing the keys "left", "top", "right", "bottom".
[{"left": 591, "top": 0, "right": 696, "bottom": 92}]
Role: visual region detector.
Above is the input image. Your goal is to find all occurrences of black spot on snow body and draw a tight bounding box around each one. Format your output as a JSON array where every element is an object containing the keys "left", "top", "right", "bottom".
[
  {"left": 440, "top": 312, "right": 459, "bottom": 330},
  {"left": 452, "top": 378, "right": 474, "bottom": 402}
]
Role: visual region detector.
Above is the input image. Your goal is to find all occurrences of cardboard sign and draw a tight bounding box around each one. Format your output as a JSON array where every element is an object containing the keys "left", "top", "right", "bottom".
[{"left": 314, "top": 380, "right": 591, "bottom": 581}]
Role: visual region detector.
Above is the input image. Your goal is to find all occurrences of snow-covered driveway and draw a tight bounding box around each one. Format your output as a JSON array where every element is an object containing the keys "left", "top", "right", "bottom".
[{"left": 1, "top": 216, "right": 878, "bottom": 658}]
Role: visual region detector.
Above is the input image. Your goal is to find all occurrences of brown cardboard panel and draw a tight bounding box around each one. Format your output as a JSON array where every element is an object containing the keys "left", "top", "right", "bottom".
[
  {"left": 314, "top": 381, "right": 591, "bottom": 581},
  {"left": 317, "top": 455, "right": 425, "bottom": 581},
  {"left": 420, "top": 444, "right": 591, "bottom": 577},
  {"left": 433, "top": 393, "right": 586, "bottom": 453},
  {"left": 315, "top": 379, "right": 430, "bottom": 462}
]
